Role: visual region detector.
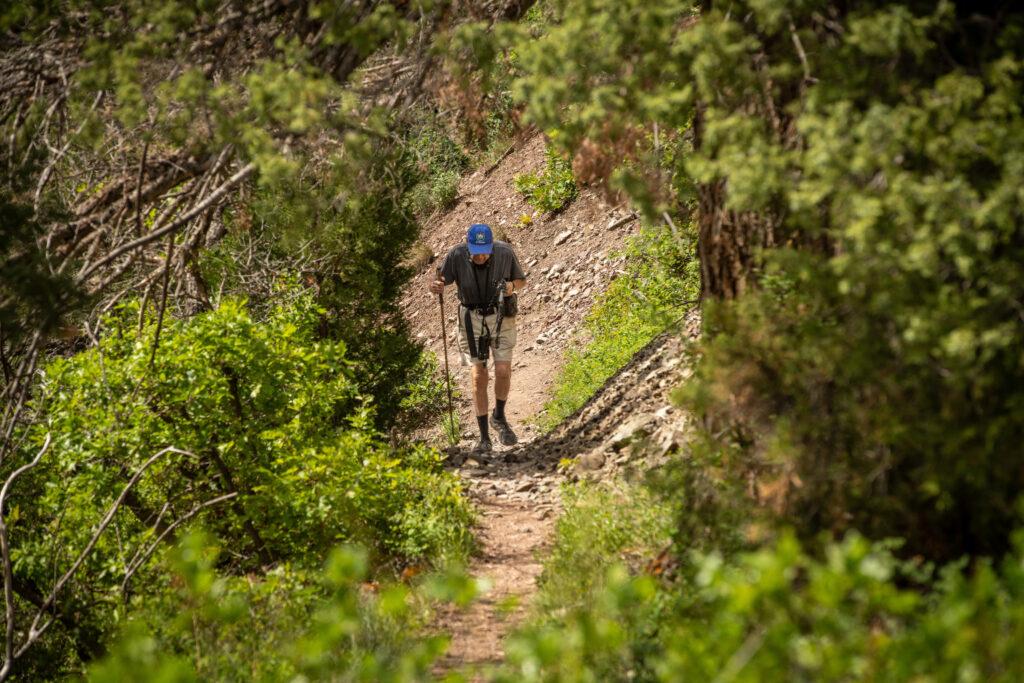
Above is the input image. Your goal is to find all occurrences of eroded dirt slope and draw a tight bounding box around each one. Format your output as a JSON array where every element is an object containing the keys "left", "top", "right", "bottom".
[{"left": 401, "top": 133, "right": 642, "bottom": 439}]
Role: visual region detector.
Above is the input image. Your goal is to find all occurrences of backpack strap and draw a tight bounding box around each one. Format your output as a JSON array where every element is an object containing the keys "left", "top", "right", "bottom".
[{"left": 463, "top": 306, "right": 479, "bottom": 360}]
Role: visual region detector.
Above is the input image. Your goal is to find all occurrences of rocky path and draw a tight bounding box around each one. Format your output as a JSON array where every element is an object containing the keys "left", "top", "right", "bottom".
[
  {"left": 430, "top": 331, "right": 697, "bottom": 677},
  {"left": 430, "top": 399, "right": 567, "bottom": 672},
  {"left": 433, "top": 449, "right": 561, "bottom": 674}
]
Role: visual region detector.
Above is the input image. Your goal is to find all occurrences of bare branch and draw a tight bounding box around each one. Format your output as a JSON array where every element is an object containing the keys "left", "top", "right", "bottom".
[
  {"left": 32, "top": 90, "right": 104, "bottom": 212},
  {"left": 76, "top": 162, "right": 256, "bottom": 285},
  {"left": 14, "top": 447, "right": 196, "bottom": 663},
  {"left": 120, "top": 491, "right": 237, "bottom": 598},
  {"left": 789, "top": 20, "right": 815, "bottom": 84},
  {"left": 147, "top": 231, "right": 175, "bottom": 368},
  {"left": 0, "top": 433, "right": 51, "bottom": 681}
]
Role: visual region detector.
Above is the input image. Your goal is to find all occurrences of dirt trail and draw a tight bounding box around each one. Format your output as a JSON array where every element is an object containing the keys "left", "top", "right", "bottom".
[
  {"left": 434, "top": 471, "right": 555, "bottom": 672},
  {"left": 400, "top": 133, "right": 646, "bottom": 675},
  {"left": 429, "top": 324, "right": 698, "bottom": 676}
]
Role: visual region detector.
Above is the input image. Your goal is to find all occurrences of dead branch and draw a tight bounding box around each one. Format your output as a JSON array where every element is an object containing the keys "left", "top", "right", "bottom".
[
  {"left": 0, "top": 433, "right": 51, "bottom": 681},
  {"left": 77, "top": 162, "right": 256, "bottom": 286},
  {"left": 9, "top": 446, "right": 196, "bottom": 671},
  {"left": 120, "top": 491, "right": 237, "bottom": 598}
]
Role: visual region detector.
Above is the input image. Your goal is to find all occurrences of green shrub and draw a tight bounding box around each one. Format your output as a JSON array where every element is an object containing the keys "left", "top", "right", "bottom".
[
  {"left": 400, "top": 349, "right": 462, "bottom": 447},
  {"left": 397, "top": 350, "right": 452, "bottom": 433},
  {"left": 407, "top": 117, "right": 470, "bottom": 177},
  {"left": 541, "top": 222, "right": 699, "bottom": 429},
  {"left": 5, "top": 294, "right": 473, "bottom": 674},
  {"left": 514, "top": 147, "right": 577, "bottom": 213},
  {"left": 19, "top": 295, "right": 472, "bottom": 568},
  {"left": 499, "top": 531, "right": 1024, "bottom": 682},
  {"left": 408, "top": 168, "right": 461, "bottom": 216},
  {"left": 88, "top": 533, "right": 459, "bottom": 682},
  {"left": 403, "top": 115, "right": 469, "bottom": 217},
  {"left": 477, "top": 88, "right": 518, "bottom": 165},
  {"left": 199, "top": 138, "right": 430, "bottom": 435}
]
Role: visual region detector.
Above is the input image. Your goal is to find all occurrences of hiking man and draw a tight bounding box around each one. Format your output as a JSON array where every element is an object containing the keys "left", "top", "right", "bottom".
[{"left": 430, "top": 223, "right": 526, "bottom": 454}]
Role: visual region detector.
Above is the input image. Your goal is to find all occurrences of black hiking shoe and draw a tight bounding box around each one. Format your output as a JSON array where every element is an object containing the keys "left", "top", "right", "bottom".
[
  {"left": 489, "top": 413, "right": 518, "bottom": 446},
  {"left": 473, "top": 437, "right": 493, "bottom": 455}
]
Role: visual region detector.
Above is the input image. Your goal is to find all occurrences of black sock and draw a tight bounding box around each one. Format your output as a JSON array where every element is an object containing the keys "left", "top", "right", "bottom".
[
  {"left": 494, "top": 399, "right": 507, "bottom": 420},
  {"left": 477, "top": 415, "right": 489, "bottom": 440}
]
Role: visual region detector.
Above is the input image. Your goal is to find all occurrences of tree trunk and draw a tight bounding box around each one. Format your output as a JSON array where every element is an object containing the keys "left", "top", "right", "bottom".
[
  {"left": 696, "top": 179, "right": 779, "bottom": 300},
  {"left": 692, "top": 104, "right": 780, "bottom": 300}
]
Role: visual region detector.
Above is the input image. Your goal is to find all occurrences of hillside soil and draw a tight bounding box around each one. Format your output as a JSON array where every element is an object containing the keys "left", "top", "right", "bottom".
[
  {"left": 401, "top": 133, "right": 696, "bottom": 676},
  {"left": 401, "top": 133, "right": 642, "bottom": 439}
]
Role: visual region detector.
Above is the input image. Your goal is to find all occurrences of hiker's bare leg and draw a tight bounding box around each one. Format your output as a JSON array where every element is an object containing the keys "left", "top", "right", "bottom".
[
  {"left": 472, "top": 363, "right": 489, "bottom": 416},
  {"left": 494, "top": 361, "right": 511, "bottom": 403}
]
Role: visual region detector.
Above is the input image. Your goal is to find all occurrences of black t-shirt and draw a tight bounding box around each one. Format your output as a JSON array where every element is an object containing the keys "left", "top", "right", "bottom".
[{"left": 439, "top": 241, "right": 526, "bottom": 306}]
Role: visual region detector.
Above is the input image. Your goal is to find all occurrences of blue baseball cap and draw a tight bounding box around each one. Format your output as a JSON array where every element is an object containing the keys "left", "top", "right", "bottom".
[{"left": 467, "top": 223, "right": 493, "bottom": 255}]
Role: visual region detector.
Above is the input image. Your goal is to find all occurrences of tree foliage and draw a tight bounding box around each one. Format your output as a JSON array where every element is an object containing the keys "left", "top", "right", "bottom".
[{"left": 479, "top": 0, "right": 1024, "bottom": 561}]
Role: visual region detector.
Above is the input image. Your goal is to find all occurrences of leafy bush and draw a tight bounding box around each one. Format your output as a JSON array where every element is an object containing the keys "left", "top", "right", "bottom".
[
  {"left": 397, "top": 350, "right": 452, "bottom": 432},
  {"left": 536, "top": 482, "right": 673, "bottom": 615},
  {"left": 199, "top": 137, "right": 431, "bottom": 434},
  {"left": 5, "top": 294, "right": 473, "bottom": 674},
  {"left": 477, "top": 88, "right": 519, "bottom": 164},
  {"left": 514, "top": 147, "right": 577, "bottom": 213},
  {"left": 407, "top": 115, "right": 470, "bottom": 177},
  {"left": 22, "top": 295, "right": 471, "bottom": 566},
  {"left": 88, "top": 533, "right": 462, "bottom": 682},
  {"left": 403, "top": 115, "right": 469, "bottom": 216},
  {"left": 408, "top": 168, "right": 461, "bottom": 216},
  {"left": 541, "top": 222, "right": 699, "bottom": 428},
  {"left": 499, "top": 530, "right": 1024, "bottom": 682}
]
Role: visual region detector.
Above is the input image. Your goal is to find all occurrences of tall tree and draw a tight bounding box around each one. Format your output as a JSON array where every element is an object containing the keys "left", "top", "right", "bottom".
[{"left": 498, "top": 0, "right": 1024, "bottom": 559}]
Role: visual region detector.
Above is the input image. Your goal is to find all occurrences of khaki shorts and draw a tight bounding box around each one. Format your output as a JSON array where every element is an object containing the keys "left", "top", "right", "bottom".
[{"left": 457, "top": 306, "right": 517, "bottom": 366}]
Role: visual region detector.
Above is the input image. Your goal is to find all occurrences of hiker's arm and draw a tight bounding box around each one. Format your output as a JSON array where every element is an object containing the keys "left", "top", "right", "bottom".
[
  {"left": 504, "top": 279, "right": 526, "bottom": 296},
  {"left": 430, "top": 252, "right": 457, "bottom": 294},
  {"left": 506, "top": 249, "right": 526, "bottom": 296}
]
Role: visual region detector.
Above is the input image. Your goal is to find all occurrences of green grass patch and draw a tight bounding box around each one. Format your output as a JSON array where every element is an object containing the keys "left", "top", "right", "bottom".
[
  {"left": 537, "top": 481, "right": 674, "bottom": 615},
  {"left": 540, "top": 222, "right": 699, "bottom": 429}
]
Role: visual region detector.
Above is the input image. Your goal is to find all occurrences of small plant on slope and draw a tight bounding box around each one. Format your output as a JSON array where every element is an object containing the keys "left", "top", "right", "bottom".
[{"left": 514, "top": 147, "right": 577, "bottom": 213}]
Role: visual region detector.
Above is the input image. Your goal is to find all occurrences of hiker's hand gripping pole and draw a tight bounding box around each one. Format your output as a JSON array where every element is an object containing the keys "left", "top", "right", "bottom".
[{"left": 435, "top": 269, "right": 457, "bottom": 440}]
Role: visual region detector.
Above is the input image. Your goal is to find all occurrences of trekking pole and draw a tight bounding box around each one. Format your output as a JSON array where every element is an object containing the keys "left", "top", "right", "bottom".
[
  {"left": 436, "top": 269, "right": 457, "bottom": 441},
  {"left": 493, "top": 278, "right": 506, "bottom": 350}
]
